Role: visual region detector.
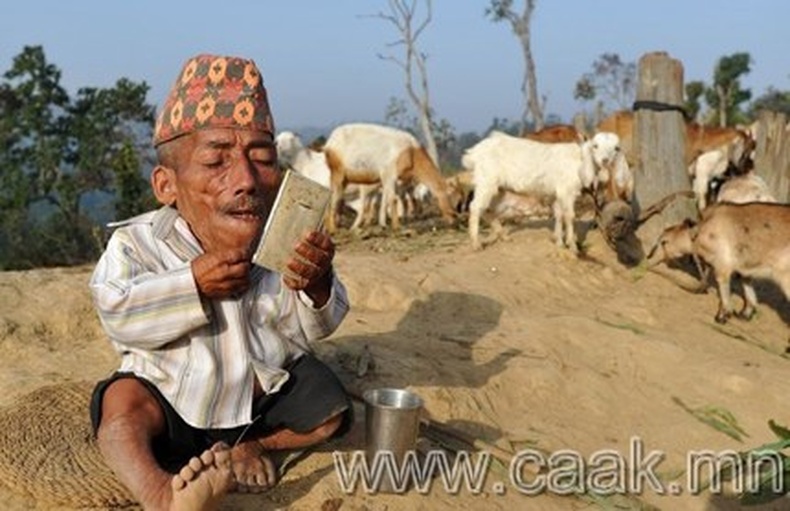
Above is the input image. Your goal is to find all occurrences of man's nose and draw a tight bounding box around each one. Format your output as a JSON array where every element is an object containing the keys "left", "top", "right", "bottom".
[{"left": 229, "top": 156, "right": 257, "bottom": 195}]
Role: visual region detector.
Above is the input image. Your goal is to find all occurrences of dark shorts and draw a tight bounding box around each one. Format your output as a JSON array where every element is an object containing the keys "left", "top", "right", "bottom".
[{"left": 90, "top": 354, "right": 353, "bottom": 472}]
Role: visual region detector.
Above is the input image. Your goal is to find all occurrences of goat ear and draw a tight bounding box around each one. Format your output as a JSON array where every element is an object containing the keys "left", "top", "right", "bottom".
[{"left": 576, "top": 132, "right": 589, "bottom": 144}]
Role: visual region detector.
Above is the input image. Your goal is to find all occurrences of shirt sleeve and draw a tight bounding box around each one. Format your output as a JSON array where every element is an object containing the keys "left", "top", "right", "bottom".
[
  {"left": 89, "top": 231, "right": 210, "bottom": 349},
  {"left": 294, "top": 270, "right": 350, "bottom": 344}
]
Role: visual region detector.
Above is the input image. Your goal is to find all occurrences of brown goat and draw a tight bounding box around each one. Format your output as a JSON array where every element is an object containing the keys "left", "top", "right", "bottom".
[
  {"left": 596, "top": 111, "right": 750, "bottom": 166},
  {"left": 523, "top": 124, "right": 585, "bottom": 144},
  {"left": 648, "top": 203, "right": 790, "bottom": 325}
]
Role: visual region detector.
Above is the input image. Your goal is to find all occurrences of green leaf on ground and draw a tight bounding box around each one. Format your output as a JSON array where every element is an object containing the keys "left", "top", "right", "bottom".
[{"left": 672, "top": 397, "right": 748, "bottom": 442}]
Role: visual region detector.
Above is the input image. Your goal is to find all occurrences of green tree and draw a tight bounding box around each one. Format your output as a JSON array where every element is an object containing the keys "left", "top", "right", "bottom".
[
  {"left": 112, "top": 139, "right": 155, "bottom": 221},
  {"left": 384, "top": 96, "right": 411, "bottom": 131},
  {"left": 573, "top": 76, "right": 595, "bottom": 102},
  {"left": 486, "top": 117, "right": 522, "bottom": 136},
  {"left": 431, "top": 117, "right": 456, "bottom": 171},
  {"left": 749, "top": 87, "right": 790, "bottom": 117},
  {"left": 684, "top": 80, "right": 706, "bottom": 122},
  {"left": 0, "top": 45, "right": 155, "bottom": 270},
  {"left": 705, "top": 52, "right": 752, "bottom": 127},
  {"left": 0, "top": 46, "right": 68, "bottom": 214}
]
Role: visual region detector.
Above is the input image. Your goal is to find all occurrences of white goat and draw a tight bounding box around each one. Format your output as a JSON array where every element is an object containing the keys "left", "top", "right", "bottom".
[
  {"left": 464, "top": 131, "right": 625, "bottom": 251},
  {"left": 688, "top": 133, "right": 755, "bottom": 210},
  {"left": 322, "top": 123, "right": 455, "bottom": 233},
  {"left": 595, "top": 147, "right": 634, "bottom": 204},
  {"left": 275, "top": 131, "right": 331, "bottom": 187},
  {"left": 275, "top": 131, "right": 381, "bottom": 230},
  {"left": 689, "top": 149, "right": 729, "bottom": 210}
]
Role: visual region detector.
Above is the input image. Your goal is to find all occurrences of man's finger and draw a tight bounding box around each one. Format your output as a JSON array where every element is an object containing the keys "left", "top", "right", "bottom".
[
  {"left": 282, "top": 274, "right": 307, "bottom": 290},
  {"left": 304, "top": 232, "right": 335, "bottom": 257}
]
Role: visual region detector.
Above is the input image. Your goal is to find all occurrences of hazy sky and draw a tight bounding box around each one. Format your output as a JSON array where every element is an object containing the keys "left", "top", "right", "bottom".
[{"left": 2, "top": 1, "right": 787, "bottom": 134}]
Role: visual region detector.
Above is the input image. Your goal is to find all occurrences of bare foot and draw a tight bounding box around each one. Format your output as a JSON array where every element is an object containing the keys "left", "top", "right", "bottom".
[
  {"left": 170, "top": 442, "right": 235, "bottom": 511},
  {"left": 230, "top": 440, "right": 277, "bottom": 493}
]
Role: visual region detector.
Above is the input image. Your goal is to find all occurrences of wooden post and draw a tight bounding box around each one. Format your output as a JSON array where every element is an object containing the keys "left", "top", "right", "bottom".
[
  {"left": 633, "top": 52, "right": 696, "bottom": 249},
  {"left": 754, "top": 110, "right": 790, "bottom": 203}
]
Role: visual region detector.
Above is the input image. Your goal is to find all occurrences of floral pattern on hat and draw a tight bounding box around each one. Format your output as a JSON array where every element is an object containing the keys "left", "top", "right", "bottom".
[{"left": 153, "top": 54, "right": 274, "bottom": 147}]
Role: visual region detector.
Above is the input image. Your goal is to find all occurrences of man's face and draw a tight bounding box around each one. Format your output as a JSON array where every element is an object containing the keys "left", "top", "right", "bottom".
[{"left": 165, "top": 128, "right": 281, "bottom": 254}]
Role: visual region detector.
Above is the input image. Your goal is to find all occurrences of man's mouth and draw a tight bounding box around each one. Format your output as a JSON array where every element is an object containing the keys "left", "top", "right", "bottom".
[
  {"left": 222, "top": 196, "right": 267, "bottom": 222},
  {"left": 227, "top": 209, "right": 264, "bottom": 222}
]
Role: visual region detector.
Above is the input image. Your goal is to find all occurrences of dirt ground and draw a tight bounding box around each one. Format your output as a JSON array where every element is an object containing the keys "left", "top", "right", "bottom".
[{"left": 1, "top": 213, "right": 790, "bottom": 511}]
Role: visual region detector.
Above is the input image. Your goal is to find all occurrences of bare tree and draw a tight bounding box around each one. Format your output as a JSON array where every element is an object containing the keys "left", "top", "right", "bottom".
[
  {"left": 371, "top": 0, "right": 440, "bottom": 165},
  {"left": 486, "top": 0, "right": 544, "bottom": 132},
  {"left": 574, "top": 53, "right": 636, "bottom": 114}
]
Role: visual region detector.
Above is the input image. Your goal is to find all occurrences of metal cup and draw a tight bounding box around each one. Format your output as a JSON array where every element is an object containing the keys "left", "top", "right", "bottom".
[{"left": 363, "top": 388, "right": 424, "bottom": 493}]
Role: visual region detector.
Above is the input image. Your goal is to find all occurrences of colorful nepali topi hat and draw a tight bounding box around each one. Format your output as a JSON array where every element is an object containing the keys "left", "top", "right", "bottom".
[{"left": 153, "top": 53, "right": 275, "bottom": 147}]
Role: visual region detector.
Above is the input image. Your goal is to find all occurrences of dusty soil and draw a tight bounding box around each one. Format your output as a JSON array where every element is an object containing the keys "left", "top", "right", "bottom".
[{"left": 1, "top": 214, "right": 789, "bottom": 511}]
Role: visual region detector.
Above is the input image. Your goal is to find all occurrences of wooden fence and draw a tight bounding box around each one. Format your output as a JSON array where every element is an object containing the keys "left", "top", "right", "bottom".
[
  {"left": 629, "top": 52, "right": 790, "bottom": 253},
  {"left": 754, "top": 110, "right": 790, "bottom": 203}
]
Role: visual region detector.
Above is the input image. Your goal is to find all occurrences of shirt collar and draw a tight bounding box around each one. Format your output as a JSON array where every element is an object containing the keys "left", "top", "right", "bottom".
[{"left": 152, "top": 206, "right": 204, "bottom": 261}]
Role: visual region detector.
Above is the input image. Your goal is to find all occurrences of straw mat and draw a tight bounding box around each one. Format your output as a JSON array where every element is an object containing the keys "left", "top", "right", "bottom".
[{"left": 0, "top": 381, "right": 135, "bottom": 508}]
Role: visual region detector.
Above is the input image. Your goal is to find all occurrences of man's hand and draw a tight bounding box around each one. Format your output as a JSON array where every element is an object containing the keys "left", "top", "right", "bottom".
[
  {"left": 282, "top": 231, "right": 335, "bottom": 307},
  {"left": 192, "top": 249, "right": 252, "bottom": 299}
]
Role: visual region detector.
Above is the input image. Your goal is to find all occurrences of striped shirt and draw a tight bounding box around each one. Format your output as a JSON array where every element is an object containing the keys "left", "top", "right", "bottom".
[{"left": 90, "top": 206, "right": 349, "bottom": 429}]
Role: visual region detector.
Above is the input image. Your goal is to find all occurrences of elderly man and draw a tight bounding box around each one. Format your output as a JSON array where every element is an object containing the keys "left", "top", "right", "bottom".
[{"left": 89, "top": 54, "right": 351, "bottom": 511}]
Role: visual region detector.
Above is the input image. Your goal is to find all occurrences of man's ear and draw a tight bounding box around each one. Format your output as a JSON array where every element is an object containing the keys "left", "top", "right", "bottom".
[{"left": 151, "top": 165, "right": 177, "bottom": 206}]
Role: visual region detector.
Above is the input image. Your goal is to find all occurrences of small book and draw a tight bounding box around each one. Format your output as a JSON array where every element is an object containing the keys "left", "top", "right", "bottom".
[{"left": 252, "top": 169, "right": 331, "bottom": 276}]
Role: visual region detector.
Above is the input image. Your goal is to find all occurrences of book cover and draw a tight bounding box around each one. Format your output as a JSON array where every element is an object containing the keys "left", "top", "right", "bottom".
[{"left": 252, "top": 169, "right": 331, "bottom": 275}]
